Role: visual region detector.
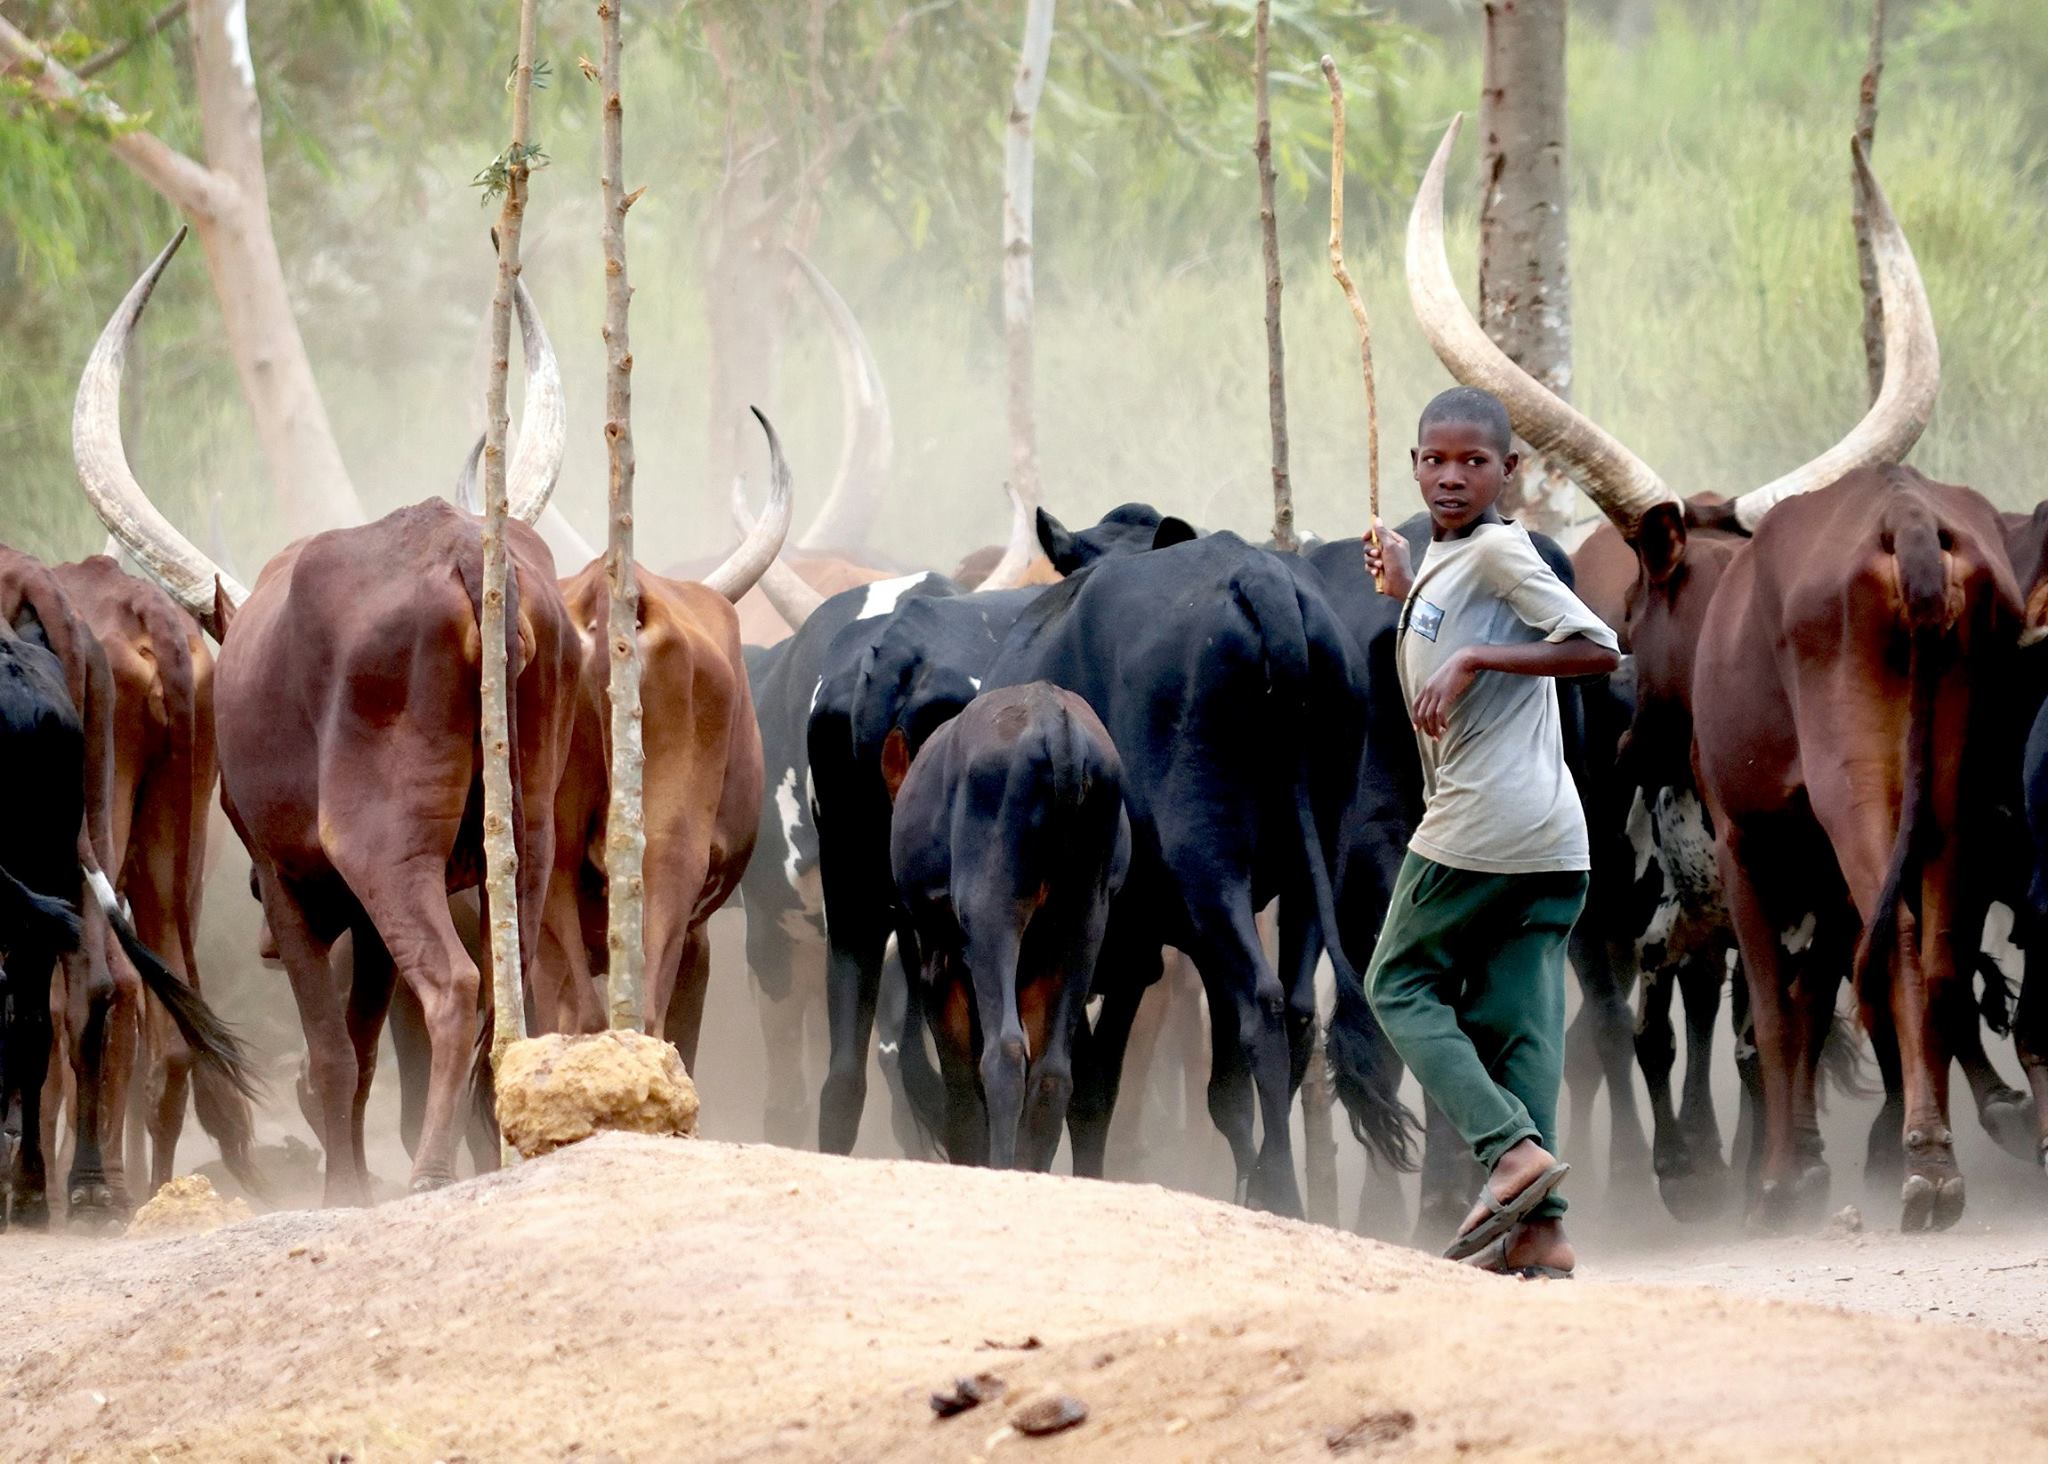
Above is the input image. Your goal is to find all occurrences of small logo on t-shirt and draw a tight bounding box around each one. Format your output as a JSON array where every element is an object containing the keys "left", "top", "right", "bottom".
[{"left": 1407, "top": 598, "right": 1444, "bottom": 642}]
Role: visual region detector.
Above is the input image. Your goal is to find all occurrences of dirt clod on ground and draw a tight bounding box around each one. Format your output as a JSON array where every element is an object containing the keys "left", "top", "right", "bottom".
[
  {"left": 3, "top": 1133, "right": 2046, "bottom": 1463},
  {"left": 124, "top": 1175, "right": 251, "bottom": 1237},
  {"left": 493, "top": 1030, "right": 699, "bottom": 1158}
]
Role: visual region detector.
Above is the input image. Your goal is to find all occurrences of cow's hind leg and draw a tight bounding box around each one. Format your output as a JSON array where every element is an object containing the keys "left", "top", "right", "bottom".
[
  {"left": 346, "top": 924, "right": 399, "bottom": 1192},
  {"left": 1190, "top": 897, "right": 1302, "bottom": 1218},
  {"left": 61, "top": 905, "right": 128, "bottom": 1227},
  {"left": 1068, "top": 920, "right": 1159, "bottom": 1179},
  {"left": 345, "top": 860, "right": 481, "bottom": 1193},
  {"left": 1667, "top": 947, "right": 1731, "bottom": 1219},
  {"left": 1952, "top": 999, "right": 2035, "bottom": 1163},
  {"left": 1568, "top": 921, "right": 1652, "bottom": 1196},
  {"left": 818, "top": 918, "right": 889, "bottom": 1155},
  {"left": 3, "top": 949, "right": 59, "bottom": 1229},
  {"left": 1413, "top": 1095, "right": 1482, "bottom": 1243}
]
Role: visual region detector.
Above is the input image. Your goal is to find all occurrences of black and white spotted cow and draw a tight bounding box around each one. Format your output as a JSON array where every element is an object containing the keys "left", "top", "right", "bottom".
[{"left": 737, "top": 571, "right": 953, "bottom": 1151}]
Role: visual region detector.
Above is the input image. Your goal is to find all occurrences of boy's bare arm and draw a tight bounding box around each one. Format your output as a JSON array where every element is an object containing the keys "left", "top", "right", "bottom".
[{"left": 1412, "top": 637, "right": 1620, "bottom": 737}]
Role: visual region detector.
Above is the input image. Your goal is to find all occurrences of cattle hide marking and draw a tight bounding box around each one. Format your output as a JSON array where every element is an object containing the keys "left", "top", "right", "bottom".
[{"left": 856, "top": 574, "right": 929, "bottom": 622}]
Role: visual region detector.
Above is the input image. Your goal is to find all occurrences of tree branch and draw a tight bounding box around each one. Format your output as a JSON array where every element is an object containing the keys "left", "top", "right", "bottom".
[
  {"left": 75, "top": 0, "right": 190, "bottom": 80},
  {"left": 0, "top": 13, "right": 228, "bottom": 219}
]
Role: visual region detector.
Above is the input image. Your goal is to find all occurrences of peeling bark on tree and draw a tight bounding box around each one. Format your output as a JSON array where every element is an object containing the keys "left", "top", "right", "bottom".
[
  {"left": 1478, "top": 0, "right": 1575, "bottom": 537},
  {"left": 1853, "top": 0, "right": 1888, "bottom": 406},
  {"left": 598, "top": 0, "right": 646, "bottom": 1035},
  {"left": 1004, "top": 0, "right": 1057, "bottom": 516},
  {"left": 482, "top": 0, "right": 542, "bottom": 1092},
  {"left": 1255, "top": 0, "right": 1293, "bottom": 553},
  {"left": 0, "top": 2, "right": 362, "bottom": 534}
]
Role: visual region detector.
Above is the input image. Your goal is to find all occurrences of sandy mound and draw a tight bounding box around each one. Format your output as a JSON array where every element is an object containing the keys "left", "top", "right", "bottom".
[
  {"left": 494, "top": 1030, "right": 699, "bottom": 1159},
  {"left": 123, "top": 1176, "right": 252, "bottom": 1237},
  {"left": 3, "top": 1133, "right": 2045, "bottom": 1462}
]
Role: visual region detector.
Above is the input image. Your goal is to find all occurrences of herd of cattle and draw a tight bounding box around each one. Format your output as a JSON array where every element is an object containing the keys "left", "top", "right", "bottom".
[{"left": 3, "top": 122, "right": 2046, "bottom": 1242}]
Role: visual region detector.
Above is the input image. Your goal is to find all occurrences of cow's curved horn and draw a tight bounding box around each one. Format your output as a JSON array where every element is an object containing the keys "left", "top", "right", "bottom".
[
  {"left": 455, "top": 433, "right": 485, "bottom": 514},
  {"left": 788, "top": 248, "right": 892, "bottom": 553},
  {"left": 1729, "top": 139, "right": 1940, "bottom": 531},
  {"left": 505, "top": 274, "right": 566, "bottom": 525},
  {"left": 974, "top": 482, "right": 1040, "bottom": 590},
  {"left": 728, "top": 474, "right": 827, "bottom": 628},
  {"left": 73, "top": 228, "right": 248, "bottom": 635},
  {"left": 1407, "top": 115, "right": 1678, "bottom": 535},
  {"left": 703, "top": 407, "right": 796, "bottom": 603}
]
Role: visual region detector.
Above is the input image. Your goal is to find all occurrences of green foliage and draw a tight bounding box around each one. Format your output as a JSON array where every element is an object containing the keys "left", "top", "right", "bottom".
[
  {"left": 2, "top": 0, "right": 2046, "bottom": 575},
  {"left": 472, "top": 141, "right": 552, "bottom": 207}
]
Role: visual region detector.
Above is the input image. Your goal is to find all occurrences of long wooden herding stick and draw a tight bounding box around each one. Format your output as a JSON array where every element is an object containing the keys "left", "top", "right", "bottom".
[{"left": 1320, "top": 54, "right": 1383, "bottom": 591}]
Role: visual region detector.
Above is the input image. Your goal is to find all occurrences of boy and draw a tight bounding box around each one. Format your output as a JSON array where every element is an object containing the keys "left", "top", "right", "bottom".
[{"left": 1362, "top": 386, "right": 1620, "bottom": 1279}]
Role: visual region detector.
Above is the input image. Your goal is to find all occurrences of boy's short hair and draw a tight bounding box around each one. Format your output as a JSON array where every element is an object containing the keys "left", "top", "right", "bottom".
[{"left": 1417, "top": 387, "right": 1514, "bottom": 455}]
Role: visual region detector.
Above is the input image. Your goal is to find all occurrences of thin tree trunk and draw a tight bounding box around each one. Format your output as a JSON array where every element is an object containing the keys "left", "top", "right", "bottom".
[
  {"left": 1254, "top": 0, "right": 1293, "bottom": 552},
  {"left": 481, "top": 0, "right": 541, "bottom": 1091},
  {"left": 1852, "top": 0, "right": 1887, "bottom": 405},
  {"left": 1478, "top": 0, "right": 1574, "bottom": 537},
  {"left": 1003, "top": 0, "right": 1057, "bottom": 514},
  {"left": 599, "top": 0, "right": 646, "bottom": 1033},
  {"left": 0, "top": 3, "right": 362, "bottom": 534}
]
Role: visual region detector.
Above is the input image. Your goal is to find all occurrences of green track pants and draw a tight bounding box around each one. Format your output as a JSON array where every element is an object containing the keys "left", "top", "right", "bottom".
[{"left": 1365, "top": 853, "right": 1588, "bottom": 1220}]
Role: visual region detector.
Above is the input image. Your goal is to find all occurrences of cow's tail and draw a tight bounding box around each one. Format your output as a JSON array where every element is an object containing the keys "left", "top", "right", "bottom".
[
  {"left": 1239, "top": 564, "right": 1418, "bottom": 1173},
  {"left": 0, "top": 861, "right": 82, "bottom": 953},
  {"left": 92, "top": 880, "right": 257, "bottom": 1103},
  {"left": 1852, "top": 497, "right": 1949, "bottom": 1022}
]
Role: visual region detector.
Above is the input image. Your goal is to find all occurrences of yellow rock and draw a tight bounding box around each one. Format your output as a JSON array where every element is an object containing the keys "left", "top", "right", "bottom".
[
  {"left": 495, "top": 1030, "right": 699, "bottom": 1159},
  {"left": 127, "top": 1175, "right": 252, "bottom": 1236}
]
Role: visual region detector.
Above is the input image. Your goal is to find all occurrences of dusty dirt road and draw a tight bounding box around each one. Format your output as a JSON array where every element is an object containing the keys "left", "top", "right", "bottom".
[{"left": 2, "top": 1133, "right": 2045, "bottom": 1463}]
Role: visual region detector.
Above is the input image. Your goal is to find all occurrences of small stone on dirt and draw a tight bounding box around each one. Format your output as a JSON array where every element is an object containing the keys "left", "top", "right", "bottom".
[
  {"left": 932, "top": 1373, "right": 1008, "bottom": 1418},
  {"left": 494, "top": 1031, "right": 699, "bottom": 1159},
  {"left": 126, "top": 1175, "right": 251, "bottom": 1236},
  {"left": 1828, "top": 1205, "right": 1864, "bottom": 1236},
  {"left": 1012, "top": 1394, "right": 1087, "bottom": 1437},
  {"left": 1328, "top": 1409, "right": 1417, "bottom": 1454}
]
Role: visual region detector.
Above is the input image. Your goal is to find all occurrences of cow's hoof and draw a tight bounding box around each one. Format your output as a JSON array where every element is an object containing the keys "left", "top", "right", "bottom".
[
  {"left": 1900, "top": 1173, "right": 1937, "bottom": 1233},
  {"left": 67, "top": 1184, "right": 121, "bottom": 1233},
  {"left": 1748, "top": 1180, "right": 1797, "bottom": 1233},
  {"left": 1657, "top": 1164, "right": 1730, "bottom": 1223},
  {"left": 1978, "top": 1095, "right": 2039, "bottom": 1165},
  {"left": 10, "top": 1190, "right": 48, "bottom": 1231},
  {"left": 1791, "top": 1159, "right": 1832, "bottom": 1223},
  {"left": 408, "top": 1173, "right": 454, "bottom": 1196},
  {"left": 1932, "top": 1174, "right": 1966, "bottom": 1230}
]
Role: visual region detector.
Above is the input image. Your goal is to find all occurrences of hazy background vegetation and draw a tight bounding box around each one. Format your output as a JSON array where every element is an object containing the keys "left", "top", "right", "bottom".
[{"left": 5, "top": 0, "right": 2046, "bottom": 575}]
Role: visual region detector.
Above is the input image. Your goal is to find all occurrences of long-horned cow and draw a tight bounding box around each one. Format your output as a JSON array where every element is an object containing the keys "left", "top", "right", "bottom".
[
  {"left": 526, "top": 413, "right": 790, "bottom": 1055},
  {"left": 73, "top": 230, "right": 586, "bottom": 1203},
  {"left": 47, "top": 555, "right": 259, "bottom": 1197},
  {"left": 1405, "top": 119, "right": 2005, "bottom": 1228}
]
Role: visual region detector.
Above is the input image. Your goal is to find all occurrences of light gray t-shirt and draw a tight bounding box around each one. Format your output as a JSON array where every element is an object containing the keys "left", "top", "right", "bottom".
[{"left": 1396, "top": 520, "right": 1619, "bottom": 874}]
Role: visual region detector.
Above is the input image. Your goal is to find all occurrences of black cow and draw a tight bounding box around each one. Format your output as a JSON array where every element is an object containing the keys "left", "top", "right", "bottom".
[
  {"left": 736, "top": 572, "right": 951, "bottom": 1152},
  {"left": 890, "top": 683, "right": 1130, "bottom": 1168},
  {"left": 981, "top": 514, "right": 1411, "bottom": 1215},
  {"left": 810, "top": 585, "right": 1050, "bottom": 1154},
  {"left": 0, "top": 632, "right": 249, "bottom": 1227}
]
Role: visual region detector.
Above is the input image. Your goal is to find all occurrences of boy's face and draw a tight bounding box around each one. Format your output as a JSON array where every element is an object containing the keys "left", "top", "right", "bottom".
[{"left": 1411, "top": 420, "right": 1517, "bottom": 537}]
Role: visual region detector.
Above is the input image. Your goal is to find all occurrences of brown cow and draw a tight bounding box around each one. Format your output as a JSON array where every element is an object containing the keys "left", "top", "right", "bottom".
[
  {"left": 71, "top": 229, "right": 586, "bottom": 1203},
  {"left": 531, "top": 416, "right": 789, "bottom": 1062},
  {"left": 1406, "top": 122, "right": 1954, "bottom": 1224},
  {"left": 0, "top": 547, "right": 133, "bottom": 1221},
  {"left": 1694, "top": 469, "right": 2023, "bottom": 1230},
  {"left": 49, "top": 555, "right": 259, "bottom": 1197}
]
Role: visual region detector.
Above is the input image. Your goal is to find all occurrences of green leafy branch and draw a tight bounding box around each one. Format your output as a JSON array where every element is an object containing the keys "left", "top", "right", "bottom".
[{"left": 472, "top": 139, "right": 549, "bottom": 205}]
